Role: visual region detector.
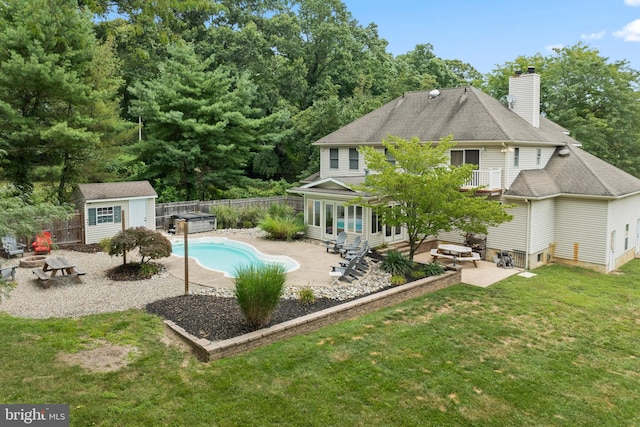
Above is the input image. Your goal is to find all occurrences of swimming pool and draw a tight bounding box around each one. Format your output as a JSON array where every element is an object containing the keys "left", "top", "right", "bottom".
[{"left": 171, "top": 237, "right": 300, "bottom": 278}]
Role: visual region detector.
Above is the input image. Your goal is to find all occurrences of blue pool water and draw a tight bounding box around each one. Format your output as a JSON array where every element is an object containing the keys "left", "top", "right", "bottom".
[{"left": 171, "top": 237, "right": 299, "bottom": 278}]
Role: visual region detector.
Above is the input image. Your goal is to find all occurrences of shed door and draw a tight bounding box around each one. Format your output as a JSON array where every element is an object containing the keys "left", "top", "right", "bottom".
[{"left": 129, "top": 199, "right": 147, "bottom": 228}]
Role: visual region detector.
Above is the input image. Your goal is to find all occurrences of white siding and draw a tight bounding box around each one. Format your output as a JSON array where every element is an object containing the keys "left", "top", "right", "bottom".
[
  {"left": 554, "top": 198, "right": 608, "bottom": 265},
  {"left": 319, "top": 146, "right": 368, "bottom": 179},
  {"left": 529, "top": 198, "right": 555, "bottom": 253},
  {"left": 486, "top": 201, "right": 528, "bottom": 251},
  {"left": 84, "top": 201, "right": 128, "bottom": 244},
  {"left": 607, "top": 195, "right": 640, "bottom": 265}
]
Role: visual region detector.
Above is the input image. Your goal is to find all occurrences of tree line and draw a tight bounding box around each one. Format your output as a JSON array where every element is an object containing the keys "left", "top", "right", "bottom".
[{"left": 1, "top": 0, "right": 639, "bottom": 204}]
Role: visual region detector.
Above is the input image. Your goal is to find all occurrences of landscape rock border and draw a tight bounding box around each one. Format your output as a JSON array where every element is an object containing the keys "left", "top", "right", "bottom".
[{"left": 165, "top": 269, "right": 461, "bottom": 361}]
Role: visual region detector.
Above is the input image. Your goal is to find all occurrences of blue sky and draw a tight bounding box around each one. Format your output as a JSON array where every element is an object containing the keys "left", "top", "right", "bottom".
[{"left": 342, "top": 0, "right": 640, "bottom": 74}]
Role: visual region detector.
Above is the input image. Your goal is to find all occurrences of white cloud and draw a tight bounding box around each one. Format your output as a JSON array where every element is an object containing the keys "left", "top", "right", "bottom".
[
  {"left": 581, "top": 31, "right": 605, "bottom": 40},
  {"left": 614, "top": 19, "right": 640, "bottom": 41},
  {"left": 625, "top": 0, "right": 640, "bottom": 6}
]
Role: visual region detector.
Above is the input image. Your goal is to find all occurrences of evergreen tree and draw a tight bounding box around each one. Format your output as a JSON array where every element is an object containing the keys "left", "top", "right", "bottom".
[
  {"left": 129, "top": 42, "right": 283, "bottom": 200},
  {"left": 0, "top": 0, "right": 127, "bottom": 200}
]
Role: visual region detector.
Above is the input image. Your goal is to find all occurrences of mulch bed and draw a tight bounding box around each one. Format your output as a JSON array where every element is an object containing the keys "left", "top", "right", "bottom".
[{"left": 63, "top": 245, "right": 413, "bottom": 342}]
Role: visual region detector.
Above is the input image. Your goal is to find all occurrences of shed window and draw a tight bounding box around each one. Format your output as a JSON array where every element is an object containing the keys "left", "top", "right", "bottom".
[{"left": 88, "top": 206, "right": 121, "bottom": 226}]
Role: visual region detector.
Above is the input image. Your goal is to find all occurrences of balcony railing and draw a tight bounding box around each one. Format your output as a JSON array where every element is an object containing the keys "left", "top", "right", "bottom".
[{"left": 463, "top": 168, "right": 502, "bottom": 191}]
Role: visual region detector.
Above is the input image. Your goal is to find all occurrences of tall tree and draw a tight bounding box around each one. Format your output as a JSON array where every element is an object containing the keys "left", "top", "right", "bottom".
[
  {"left": 353, "top": 136, "right": 513, "bottom": 261},
  {"left": 0, "top": 0, "right": 127, "bottom": 200},
  {"left": 129, "top": 42, "right": 284, "bottom": 200}
]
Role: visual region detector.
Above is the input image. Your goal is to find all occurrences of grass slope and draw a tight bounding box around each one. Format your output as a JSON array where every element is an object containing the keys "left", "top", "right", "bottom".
[{"left": 0, "top": 262, "right": 638, "bottom": 426}]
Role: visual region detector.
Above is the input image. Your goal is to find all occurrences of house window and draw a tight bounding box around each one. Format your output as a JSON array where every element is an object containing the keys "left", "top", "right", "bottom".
[
  {"left": 347, "top": 205, "right": 363, "bottom": 233},
  {"left": 385, "top": 148, "right": 396, "bottom": 166},
  {"left": 306, "top": 200, "right": 321, "bottom": 227},
  {"left": 625, "top": 224, "right": 629, "bottom": 250},
  {"left": 536, "top": 148, "right": 542, "bottom": 166},
  {"left": 336, "top": 205, "right": 345, "bottom": 233},
  {"left": 329, "top": 148, "right": 339, "bottom": 169},
  {"left": 514, "top": 147, "right": 520, "bottom": 167},
  {"left": 349, "top": 148, "right": 359, "bottom": 170},
  {"left": 451, "top": 149, "right": 480, "bottom": 167},
  {"left": 88, "top": 206, "right": 122, "bottom": 226},
  {"left": 371, "top": 211, "right": 382, "bottom": 234}
]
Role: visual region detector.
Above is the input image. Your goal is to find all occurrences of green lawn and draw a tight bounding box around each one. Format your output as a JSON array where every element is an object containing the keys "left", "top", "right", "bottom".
[{"left": 1, "top": 261, "right": 639, "bottom": 426}]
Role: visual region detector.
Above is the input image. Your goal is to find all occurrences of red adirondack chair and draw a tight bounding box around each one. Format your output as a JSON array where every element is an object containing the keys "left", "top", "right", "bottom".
[{"left": 32, "top": 231, "right": 53, "bottom": 255}]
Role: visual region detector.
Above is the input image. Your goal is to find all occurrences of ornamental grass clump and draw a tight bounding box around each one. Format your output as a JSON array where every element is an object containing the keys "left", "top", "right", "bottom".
[
  {"left": 234, "top": 263, "right": 286, "bottom": 329},
  {"left": 380, "top": 250, "right": 413, "bottom": 276}
]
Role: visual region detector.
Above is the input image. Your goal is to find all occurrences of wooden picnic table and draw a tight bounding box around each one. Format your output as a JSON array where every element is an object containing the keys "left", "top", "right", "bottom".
[
  {"left": 33, "top": 256, "right": 85, "bottom": 287},
  {"left": 431, "top": 244, "right": 480, "bottom": 268}
]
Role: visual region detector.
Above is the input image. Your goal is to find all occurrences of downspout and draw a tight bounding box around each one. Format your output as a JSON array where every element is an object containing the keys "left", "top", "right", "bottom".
[{"left": 525, "top": 198, "right": 531, "bottom": 270}]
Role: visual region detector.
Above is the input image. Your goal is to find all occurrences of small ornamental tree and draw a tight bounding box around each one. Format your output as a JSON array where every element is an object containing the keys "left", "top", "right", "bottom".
[
  {"left": 353, "top": 136, "right": 514, "bottom": 261},
  {"left": 107, "top": 227, "right": 172, "bottom": 265}
]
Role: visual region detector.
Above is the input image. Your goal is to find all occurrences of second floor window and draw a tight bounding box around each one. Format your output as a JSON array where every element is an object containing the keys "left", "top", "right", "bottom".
[
  {"left": 329, "top": 148, "right": 339, "bottom": 169},
  {"left": 450, "top": 149, "right": 479, "bottom": 168},
  {"left": 349, "top": 148, "right": 359, "bottom": 170},
  {"left": 536, "top": 148, "right": 542, "bottom": 166},
  {"left": 385, "top": 148, "right": 396, "bottom": 166},
  {"left": 514, "top": 147, "right": 520, "bottom": 167}
]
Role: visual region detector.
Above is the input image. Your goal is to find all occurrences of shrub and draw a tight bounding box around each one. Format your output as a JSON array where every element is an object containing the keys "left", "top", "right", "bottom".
[
  {"left": 380, "top": 250, "right": 413, "bottom": 276},
  {"left": 390, "top": 275, "right": 407, "bottom": 286},
  {"left": 107, "top": 227, "right": 172, "bottom": 265},
  {"left": 298, "top": 286, "right": 316, "bottom": 306},
  {"left": 210, "top": 205, "right": 239, "bottom": 229},
  {"left": 409, "top": 269, "right": 427, "bottom": 280},
  {"left": 268, "top": 202, "right": 295, "bottom": 219},
  {"left": 234, "top": 263, "right": 286, "bottom": 329},
  {"left": 421, "top": 262, "right": 446, "bottom": 277},
  {"left": 238, "top": 206, "right": 266, "bottom": 228},
  {"left": 259, "top": 215, "right": 306, "bottom": 241}
]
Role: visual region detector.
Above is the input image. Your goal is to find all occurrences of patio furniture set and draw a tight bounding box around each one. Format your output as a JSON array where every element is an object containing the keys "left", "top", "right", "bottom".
[
  {"left": 1, "top": 233, "right": 85, "bottom": 288},
  {"left": 325, "top": 232, "right": 371, "bottom": 284}
]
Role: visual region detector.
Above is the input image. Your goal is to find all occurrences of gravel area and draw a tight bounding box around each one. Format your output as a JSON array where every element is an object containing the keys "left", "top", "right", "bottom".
[
  {"left": 0, "top": 233, "right": 395, "bottom": 342},
  {"left": 0, "top": 250, "right": 196, "bottom": 319}
]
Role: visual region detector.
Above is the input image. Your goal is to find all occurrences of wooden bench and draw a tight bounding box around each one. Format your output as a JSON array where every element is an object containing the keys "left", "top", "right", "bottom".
[
  {"left": 430, "top": 248, "right": 481, "bottom": 267},
  {"left": 32, "top": 268, "right": 83, "bottom": 288}
]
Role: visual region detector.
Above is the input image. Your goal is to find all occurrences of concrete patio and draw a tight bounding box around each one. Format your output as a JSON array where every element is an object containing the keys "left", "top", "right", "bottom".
[{"left": 162, "top": 231, "right": 522, "bottom": 289}]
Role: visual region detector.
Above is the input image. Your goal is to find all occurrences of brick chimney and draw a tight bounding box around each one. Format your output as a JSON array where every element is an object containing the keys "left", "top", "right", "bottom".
[{"left": 508, "top": 67, "right": 540, "bottom": 128}]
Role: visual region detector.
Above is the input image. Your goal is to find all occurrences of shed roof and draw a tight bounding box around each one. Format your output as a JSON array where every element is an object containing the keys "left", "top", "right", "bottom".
[
  {"left": 75, "top": 181, "right": 157, "bottom": 202},
  {"left": 315, "top": 87, "right": 579, "bottom": 146}
]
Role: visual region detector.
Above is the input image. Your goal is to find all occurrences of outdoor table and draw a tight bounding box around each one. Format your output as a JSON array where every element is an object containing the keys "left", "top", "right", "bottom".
[
  {"left": 32, "top": 257, "right": 85, "bottom": 288},
  {"left": 436, "top": 244, "right": 473, "bottom": 267},
  {"left": 42, "top": 257, "right": 78, "bottom": 277}
]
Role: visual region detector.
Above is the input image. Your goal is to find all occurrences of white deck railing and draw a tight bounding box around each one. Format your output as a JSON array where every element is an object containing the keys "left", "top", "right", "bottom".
[{"left": 463, "top": 168, "right": 502, "bottom": 190}]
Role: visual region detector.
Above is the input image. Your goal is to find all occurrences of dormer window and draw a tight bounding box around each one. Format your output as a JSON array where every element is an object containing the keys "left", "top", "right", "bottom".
[
  {"left": 349, "top": 148, "right": 359, "bottom": 170},
  {"left": 330, "top": 148, "right": 339, "bottom": 169}
]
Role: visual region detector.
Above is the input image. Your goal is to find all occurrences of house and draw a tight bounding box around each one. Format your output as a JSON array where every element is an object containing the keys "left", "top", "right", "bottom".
[
  {"left": 289, "top": 68, "right": 640, "bottom": 273},
  {"left": 73, "top": 181, "right": 158, "bottom": 244}
]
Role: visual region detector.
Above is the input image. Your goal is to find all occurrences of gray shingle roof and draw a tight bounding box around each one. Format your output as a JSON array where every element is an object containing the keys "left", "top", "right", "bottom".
[
  {"left": 315, "top": 87, "right": 579, "bottom": 146},
  {"left": 75, "top": 181, "right": 157, "bottom": 201},
  {"left": 505, "top": 144, "right": 640, "bottom": 198}
]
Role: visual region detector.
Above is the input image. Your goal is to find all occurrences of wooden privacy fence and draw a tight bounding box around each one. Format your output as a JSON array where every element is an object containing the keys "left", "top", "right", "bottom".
[
  {"left": 13, "top": 211, "right": 85, "bottom": 249},
  {"left": 155, "top": 195, "right": 303, "bottom": 229}
]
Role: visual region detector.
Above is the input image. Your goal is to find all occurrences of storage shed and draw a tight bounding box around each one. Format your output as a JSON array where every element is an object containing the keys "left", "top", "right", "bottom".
[
  {"left": 73, "top": 181, "right": 158, "bottom": 244},
  {"left": 169, "top": 213, "right": 217, "bottom": 234}
]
